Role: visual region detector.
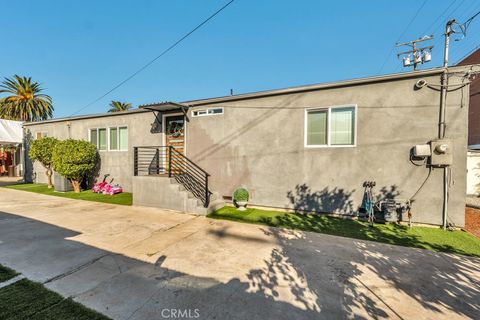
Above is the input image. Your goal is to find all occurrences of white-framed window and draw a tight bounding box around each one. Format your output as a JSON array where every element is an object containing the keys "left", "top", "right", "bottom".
[
  {"left": 35, "top": 132, "right": 48, "bottom": 139},
  {"left": 305, "top": 105, "right": 357, "bottom": 147},
  {"left": 89, "top": 127, "right": 128, "bottom": 151},
  {"left": 109, "top": 126, "right": 128, "bottom": 151},
  {"left": 192, "top": 107, "right": 224, "bottom": 117},
  {"left": 89, "top": 128, "right": 107, "bottom": 151}
]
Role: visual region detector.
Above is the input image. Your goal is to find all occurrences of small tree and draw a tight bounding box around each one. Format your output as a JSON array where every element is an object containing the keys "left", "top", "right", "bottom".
[
  {"left": 52, "top": 139, "right": 97, "bottom": 192},
  {"left": 28, "top": 137, "right": 58, "bottom": 188}
]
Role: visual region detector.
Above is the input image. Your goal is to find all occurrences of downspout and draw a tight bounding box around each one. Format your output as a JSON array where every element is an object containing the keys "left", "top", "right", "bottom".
[{"left": 439, "top": 19, "right": 455, "bottom": 230}]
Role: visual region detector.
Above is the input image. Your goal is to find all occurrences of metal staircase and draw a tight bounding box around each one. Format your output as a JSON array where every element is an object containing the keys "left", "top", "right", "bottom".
[{"left": 133, "top": 146, "right": 218, "bottom": 211}]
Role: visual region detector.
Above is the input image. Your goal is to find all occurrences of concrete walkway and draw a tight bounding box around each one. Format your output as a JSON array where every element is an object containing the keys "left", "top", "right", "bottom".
[
  {"left": 0, "top": 188, "right": 479, "bottom": 319},
  {"left": 0, "top": 176, "right": 23, "bottom": 187}
]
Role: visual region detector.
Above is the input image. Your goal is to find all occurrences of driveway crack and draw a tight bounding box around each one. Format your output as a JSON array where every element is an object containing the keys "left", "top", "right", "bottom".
[{"left": 43, "top": 253, "right": 111, "bottom": 285}]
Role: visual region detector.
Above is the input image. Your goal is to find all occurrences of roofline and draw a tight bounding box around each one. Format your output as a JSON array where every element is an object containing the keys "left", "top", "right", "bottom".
[
  {"left": 182, "top": 68, "right": 448, "bottom": 106},
  {"left": 24, "top": 67, "right": 454, "bottom": 126},
  {"left": 23, "top": 108, "right": 149, "bottom": 126}
]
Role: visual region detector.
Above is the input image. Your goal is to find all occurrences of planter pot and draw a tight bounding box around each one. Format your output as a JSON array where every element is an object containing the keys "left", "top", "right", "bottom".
[
  {"left": 53, "top": 172, "right": 73, "bottom": 192},
  {"left": 236, "top": 201, "right": 248, "bottom": 211}
]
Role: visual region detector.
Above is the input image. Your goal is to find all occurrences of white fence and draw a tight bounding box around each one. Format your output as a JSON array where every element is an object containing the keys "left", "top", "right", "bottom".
[{"left": 467, "top": 151, "right": 480, "bottom": 195}]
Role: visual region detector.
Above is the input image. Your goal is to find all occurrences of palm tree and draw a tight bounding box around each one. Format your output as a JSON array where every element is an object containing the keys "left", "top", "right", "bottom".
[
  {"left": 0, "top": 75, "right": 53, "bottom": 122},
  {"left": 108, "top": 101, "right": 132, "bottom": 112}
]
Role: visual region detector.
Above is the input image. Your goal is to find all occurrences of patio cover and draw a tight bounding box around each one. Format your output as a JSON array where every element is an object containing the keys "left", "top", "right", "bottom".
[
  {"left": 140, "top": 101, "right": 190, "bottom": 121},
  {"left": 0, "top": 119, "right": 23, "bottom": 145}
]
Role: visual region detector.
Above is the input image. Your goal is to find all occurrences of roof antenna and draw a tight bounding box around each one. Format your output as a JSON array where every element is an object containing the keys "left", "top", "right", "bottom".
[{"left": 230, "top": 89, "right": 233, "bottom": 96}]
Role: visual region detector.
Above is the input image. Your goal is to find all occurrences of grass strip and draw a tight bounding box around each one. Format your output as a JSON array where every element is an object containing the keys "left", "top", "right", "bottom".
[
  {"left": 0, "top": 264, "right": 18, "bottom": 282},
  {"left": 4, "top": 183, "right": 132, "bottom": 206},
  {"left": 0, "top": 279, "right": 109, "bottom": 320},
  {"left": 208, "top": 206, "right": 480, "bottom": 257}
]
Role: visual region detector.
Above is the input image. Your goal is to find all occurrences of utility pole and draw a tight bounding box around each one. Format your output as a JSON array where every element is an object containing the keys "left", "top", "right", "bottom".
[
  {"left": 440, "top": 19, "right": 455, "bottom": 230},
  {"left": 396, "top": 36, "right": 434, "bottom": 70}
]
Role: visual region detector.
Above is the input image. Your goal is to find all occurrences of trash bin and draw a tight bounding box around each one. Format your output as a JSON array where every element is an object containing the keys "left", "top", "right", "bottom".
[{"left": 7, "top": 165, "right": 15, "bottom": 177}]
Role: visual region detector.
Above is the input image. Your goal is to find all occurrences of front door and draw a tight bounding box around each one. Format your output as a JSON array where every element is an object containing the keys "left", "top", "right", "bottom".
[
  {"left": 165, "top": 115, "right": 185, "bottom": 153},
  {"left": 164, "top": 115, "right": 185, "bottom": 174}
]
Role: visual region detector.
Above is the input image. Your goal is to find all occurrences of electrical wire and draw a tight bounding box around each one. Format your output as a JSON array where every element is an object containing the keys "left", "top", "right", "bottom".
[
  {"left": 69, "top": 0, "right": 236, "bottom": 117},
  {"left": 378, "top": 0, "right": 429, "bottom": 74},
  {"left": 423, "top": 0, "right": 458, "bottom": 35},
  {"left": 422, "top": 0, "right": 468, "bottom": 63},
  {"left": 409, "top": 166, "right": 432, "bottom": 201}
]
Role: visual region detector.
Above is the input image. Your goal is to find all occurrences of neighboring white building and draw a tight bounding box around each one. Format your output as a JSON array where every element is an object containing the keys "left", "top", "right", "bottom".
[
  {"left": 467, "top": 150, "right": 480, "bottom": 196},
  {"left": 0, "top": 119, "right": 24, "bottom": 177}
]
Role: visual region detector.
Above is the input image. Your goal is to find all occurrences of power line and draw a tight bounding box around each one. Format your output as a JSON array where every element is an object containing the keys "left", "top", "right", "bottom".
[
  {"left": 70, "top": 0, "right": 236, "bottom": 116},
  {"left": 425, "top": 0, "right": 469, "bottom": 65},
  {"left": 424, "top": 0, "right": 458, "bottom": 35},
  {"left": 444, "top": 8, "right": 480, "bottom": 63},
  {"left": 378, "top": 0, "right": 428, "bottom": 74}
]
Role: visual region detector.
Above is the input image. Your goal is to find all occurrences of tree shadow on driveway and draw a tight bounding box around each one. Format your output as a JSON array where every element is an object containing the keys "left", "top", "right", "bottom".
[{"left": 0, "top": 210, "right": 479, "bottom": 319}]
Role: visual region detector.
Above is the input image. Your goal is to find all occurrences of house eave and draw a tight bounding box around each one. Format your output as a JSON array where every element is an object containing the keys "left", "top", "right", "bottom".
[
  {"left": 24, "top": 67, "right": 461, "bottom": 126},
  {"left": 22, "top": 108, "right": 150, "bottom": 126},
  {"left": 182, "top": 68, "right": 449, "bottom": 106}
]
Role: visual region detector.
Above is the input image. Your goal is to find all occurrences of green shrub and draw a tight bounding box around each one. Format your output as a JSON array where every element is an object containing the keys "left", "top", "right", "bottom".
[
  {"left": 233, "top": 187, "right": 249, "bottom": 202},
  {"left": 52, "top": 139, "right": 97, "bottom": 192},
  {"left": 28, "top": 137, "right": 59, "bottom": 188}
]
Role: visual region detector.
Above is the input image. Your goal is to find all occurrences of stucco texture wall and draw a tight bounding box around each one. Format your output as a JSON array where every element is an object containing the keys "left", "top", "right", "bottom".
[
  {"left": 24, "top": 111, "right": 159, "bottom": 192},
  {"left": 186, "top": 71, "right": 469, "bottom": 227}
]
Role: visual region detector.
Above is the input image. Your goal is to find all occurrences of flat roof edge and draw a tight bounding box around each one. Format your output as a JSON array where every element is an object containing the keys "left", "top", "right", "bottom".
[
  {"left": 25, "top": 66, "right": 473, "bottom": 126},
  {"left": 23, "top": 108, "right": 149, "bottom": 126},
  {"left": 183, "top": 68, "right": 449, "bottom": 106}
]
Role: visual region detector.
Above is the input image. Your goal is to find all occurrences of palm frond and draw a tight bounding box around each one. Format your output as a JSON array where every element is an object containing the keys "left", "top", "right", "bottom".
[
  {"left": 108, "top": 100, "right": 132, "bottom": 112},
  {"left": 0, "top": 75, "right": 53, "bottom": 121}
]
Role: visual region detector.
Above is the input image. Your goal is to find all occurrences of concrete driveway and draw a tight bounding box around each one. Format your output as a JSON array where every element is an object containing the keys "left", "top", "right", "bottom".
[{"left": 0, "top": 188, "right": 479, "bottom": 320}]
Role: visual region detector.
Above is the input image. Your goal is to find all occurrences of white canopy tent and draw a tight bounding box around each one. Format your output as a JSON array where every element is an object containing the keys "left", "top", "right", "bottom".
[
  {"left": 0, "top": 119, "right": 24, "bottom": 177},
  {"left": 0, "top": 119, "right": 23, "bottom": 145}
]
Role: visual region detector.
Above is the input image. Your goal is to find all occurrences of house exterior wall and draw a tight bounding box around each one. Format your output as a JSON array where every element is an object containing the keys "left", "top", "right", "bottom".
[
  {"left": 24, "top": 67, "right": 471, "bottom": 226},
  {"left": 186, "top": 70, "right": 469, "bottom": 227},
  {"left": 24, "top": 110, "right": 158, "bottom": 192}
]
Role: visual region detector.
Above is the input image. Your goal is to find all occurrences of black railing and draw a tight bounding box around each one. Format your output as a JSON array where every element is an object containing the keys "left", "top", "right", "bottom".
[{"left": 133, "top": 146, "right": 211, "bottom": 208}]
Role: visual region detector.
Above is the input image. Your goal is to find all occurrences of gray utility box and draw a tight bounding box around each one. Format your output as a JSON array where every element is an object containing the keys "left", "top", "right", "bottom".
[
  {"left": 53, "top": 172, "right": 73, "bottom": 192},
  {"left": 429, "top": 139, "right": 453, "bottom": 167}
]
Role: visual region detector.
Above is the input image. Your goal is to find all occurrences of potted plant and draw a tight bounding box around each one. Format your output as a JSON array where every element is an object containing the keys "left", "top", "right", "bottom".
[{"left": 233, "top": 187, "right": 249, "bottom": 211}]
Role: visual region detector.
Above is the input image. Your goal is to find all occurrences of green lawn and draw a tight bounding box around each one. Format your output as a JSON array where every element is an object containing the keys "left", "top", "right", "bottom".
[
  {"left": 4, "top": 183, "right": 132, "bottom": 206},
  {"left": 0, "top": 278, "right": 109, "bottom": 320},
  {"left": 0, "top": 265, "right": 18, "bottom": 283},
  {"left": 208, "top": 206, "right": 480, "bottom": 257}
]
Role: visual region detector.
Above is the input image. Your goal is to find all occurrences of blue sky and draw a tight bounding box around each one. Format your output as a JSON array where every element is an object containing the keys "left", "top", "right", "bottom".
[{"left": 1, "top": 0, "right": 479, "bottom": 117}]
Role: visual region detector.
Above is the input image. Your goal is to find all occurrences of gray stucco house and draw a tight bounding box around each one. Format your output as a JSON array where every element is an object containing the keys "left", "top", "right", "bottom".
[{"left": 23, "top": 66, "right": 478, "bottom": 227}]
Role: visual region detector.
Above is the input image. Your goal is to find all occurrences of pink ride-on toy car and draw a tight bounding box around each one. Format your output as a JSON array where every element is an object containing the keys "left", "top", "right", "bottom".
[
  {"left": 103, "top": 183, "right": 123, "bottom": 195},
  {"left": 92, "top": 174, "right": 110, "bottom": 193},
  {"left": 92, "top": 174, "right": 123, "bottom": 195}
]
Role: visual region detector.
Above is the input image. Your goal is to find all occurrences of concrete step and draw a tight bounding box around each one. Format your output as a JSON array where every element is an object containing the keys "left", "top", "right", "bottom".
[
  {"left": 189, "top": 199, "right": 226, "bottom": 215},
  {"left": 159, "top": 175, "right": 225, "bottom": 215}
]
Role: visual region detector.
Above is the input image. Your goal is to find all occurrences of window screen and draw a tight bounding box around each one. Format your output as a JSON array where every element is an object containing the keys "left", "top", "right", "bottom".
[
  {"left": 90, "top": 129, "right": 97, "bottom": 147},
  {"left": 306, "top": 110, "right": 327, "bottom": 145},
  {"left": 331, "top": 107, "right": 355, "bottom": 145},
  {"left": 110, "top": 128, "right": 118, "bottom": 150},
  {"left": 119, "top": 127, "right": 128, "bottom": 150},
  {"left": 98, "top": 128, "right": 107, "bottom": 150}
]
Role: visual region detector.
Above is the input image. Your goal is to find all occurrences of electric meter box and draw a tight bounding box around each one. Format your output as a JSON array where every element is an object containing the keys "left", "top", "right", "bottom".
[
  {"left": 429, "top": 139, "right": 453, "bottom": 166},
  {"left": 413, "top": 144, "right": 431, "bottom": 157}
]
